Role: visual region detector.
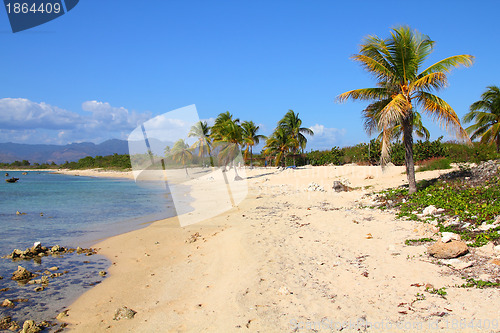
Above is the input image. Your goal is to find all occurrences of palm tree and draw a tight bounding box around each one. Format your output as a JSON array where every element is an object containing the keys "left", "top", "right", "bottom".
[
  {"left": 241, "top": 120, "right": 266, "bottom": 168},
  {"left": 211, "top": 111, "right": 237, "bottom": 141},
  {"left": 277, "top": 110, "right": 314, "bottom": 166},
  {"left": 171, "top": 139, "right": 193, "bottom": 176},
  {"left": 463, "top": 85, "right": 500, "bottom": 152},
  {"left": 337, "top": 26, "right": 473, "bottom": 194},
  {"left": 210, "top": 112, "right": 243, "bottom": 180},
  {"left": 164, "top": 145, "right": 171, "bottom": 156},
  {"left": 264, "top": 127, "right": 298, "bottom": 167},
  {"left": 188, "top": 121, "right": 212, "bottom": 167}
]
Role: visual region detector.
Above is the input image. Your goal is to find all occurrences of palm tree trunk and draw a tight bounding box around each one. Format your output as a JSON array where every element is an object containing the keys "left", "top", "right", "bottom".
[
  {"left": 250, "top": 147, "right": 253, "bottom": 169},
  {"left": 232, "top": 159, "right": 242, "bottom": 180},
  {"left": 402, "top": 114, "right": 417, "bottom": 194}
]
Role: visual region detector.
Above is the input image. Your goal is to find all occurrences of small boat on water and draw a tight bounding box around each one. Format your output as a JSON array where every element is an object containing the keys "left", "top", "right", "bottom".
[
  {"left": 22, "top": 172, "right": 27, "bottom": 175},
  {"left": 6, "top": 177, "right": 19, "bottom": 183},
  {"left": 5, "top": 173, "right": 8, "bottom": 177}
]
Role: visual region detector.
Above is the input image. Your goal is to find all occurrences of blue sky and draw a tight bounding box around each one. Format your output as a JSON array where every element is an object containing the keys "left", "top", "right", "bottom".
[{"left": 0, "top": 0, "right": 499, "bottom": 151}]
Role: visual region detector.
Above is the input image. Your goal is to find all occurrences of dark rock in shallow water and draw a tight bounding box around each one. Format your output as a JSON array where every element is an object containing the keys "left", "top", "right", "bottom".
[
  {"left": 51, "top": 245, "right": 64, "bottom": 253},
  {"left": 20, "top": 320, "right": 42, "bottom": 333},
  {"left": 0, "top": 316, "right": 20, "bottom": 331},
  {"left": 1, "top": 299, "right": 14, "bottom": 308},
  {"left": 11, "top": 266, "right": 35, "bottom": 281},
  {"left": 56, "top": 310, "right": 68, "bottom": 320},
  {"left": 4, "top": 243, "right": 98, "bottom": 261},
  {"left": 113, "top": 306, "right": 137, "bottom": 320}
]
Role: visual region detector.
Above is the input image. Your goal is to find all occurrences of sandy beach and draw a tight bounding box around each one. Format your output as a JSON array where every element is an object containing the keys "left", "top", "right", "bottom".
[{"left": 60, "top": 165, "right": 499, "bottom": 332}]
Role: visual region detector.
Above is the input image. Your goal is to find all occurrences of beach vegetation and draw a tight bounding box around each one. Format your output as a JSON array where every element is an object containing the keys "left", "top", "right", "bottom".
[
  {"left": 459, "top": 277, "right": 500, "bottom": 288},
  {"left": 416, "top": 157, "right": 452, "bottom": 172},
  {"left": 404, "top": 238, "right": 435, "bottom": 246},
  {"left": 374, "top": 174, "right": 500, "bottom": 247}
]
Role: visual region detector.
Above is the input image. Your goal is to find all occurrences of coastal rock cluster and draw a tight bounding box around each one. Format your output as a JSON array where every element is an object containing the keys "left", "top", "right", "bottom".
[
  {"left": 3, "top": 243, "right": 97, "bottom": 261},
  {"left": 11, "top": 266, "right": 36, "bottom": 281},
  {"left": 440, "top": 159, "right": 500, "bottom": 184},
  {"left": 1, "top": 243, "right": 102, "bottom": 332}
]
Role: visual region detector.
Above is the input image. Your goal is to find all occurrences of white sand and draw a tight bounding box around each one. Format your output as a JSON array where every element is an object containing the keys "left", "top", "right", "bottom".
[{"left": 63, "top": 165, "right": 499, "bottom": 332}]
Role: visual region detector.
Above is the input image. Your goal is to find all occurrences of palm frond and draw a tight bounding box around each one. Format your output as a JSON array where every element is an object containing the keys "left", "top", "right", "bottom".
[
  {"left": 420, "top": 55, "right": 474, "bottom": 76},
  {"left": 415, "top": 91, "right": 470, "bottom": 142},
  {"left": 337, "top": 88, "right": 388, "bottom": 103}
]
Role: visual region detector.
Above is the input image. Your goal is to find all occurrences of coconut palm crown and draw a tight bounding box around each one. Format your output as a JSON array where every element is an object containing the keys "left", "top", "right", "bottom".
[{"left": 463, "top": 85, "right": 500, "bottom": 152}]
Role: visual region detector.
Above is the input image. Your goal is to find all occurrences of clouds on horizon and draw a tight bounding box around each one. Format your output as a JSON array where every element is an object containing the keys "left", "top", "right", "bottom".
[
  {"left": 307, "top": 123, "right": 347, "bottom": 150},
  {"left": 0, "top": 98, "right": 152, "bottom": 144}
]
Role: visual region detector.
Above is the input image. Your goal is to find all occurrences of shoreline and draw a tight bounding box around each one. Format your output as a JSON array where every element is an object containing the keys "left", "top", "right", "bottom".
[
  {"left": 59, "top": 164, "right": 500, "bottom": 332},
  {"left": 1, "top": 168, "right": 135, "bottom": 180}
]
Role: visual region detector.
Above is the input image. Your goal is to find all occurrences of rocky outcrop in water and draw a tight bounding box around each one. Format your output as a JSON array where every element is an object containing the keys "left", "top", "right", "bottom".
[
  {"left": 3, "top": 243, "right": 97, "bottom": 261},
  {"left": 0, "top": 316, "right": 20, "bottom": 331},
  {"left": 11, "top": 266, "right": 36, "bottom": 281}
]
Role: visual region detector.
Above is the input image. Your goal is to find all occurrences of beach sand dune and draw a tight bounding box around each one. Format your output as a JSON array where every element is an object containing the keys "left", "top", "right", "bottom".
[{"left": 64, "top": 166, "right": 499, "bottom": 332}]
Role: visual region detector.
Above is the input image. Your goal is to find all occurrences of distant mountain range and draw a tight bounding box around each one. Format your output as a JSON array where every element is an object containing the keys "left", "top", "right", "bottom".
[{"left": 0, "top": 139, "right": 130, "bottom": 164}]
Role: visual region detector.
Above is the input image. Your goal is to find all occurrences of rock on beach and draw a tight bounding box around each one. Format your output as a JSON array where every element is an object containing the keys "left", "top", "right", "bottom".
[{"left": 427, "top": 240, "right": 469, "bottom": 259}]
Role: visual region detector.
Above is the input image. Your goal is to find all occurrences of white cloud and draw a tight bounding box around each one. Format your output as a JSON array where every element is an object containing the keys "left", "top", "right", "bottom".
[
  {"left": 82, "top": 100, "right": 151, "bottom": 131},
  {"left": 0, "top": 98, "right": 154, "bottom": 144},
  {"left": 307, "top": 124, "right": 347, "bottom": 150},
  {"left": 0, "top": 98, "right": 82, "bottom": 130}
]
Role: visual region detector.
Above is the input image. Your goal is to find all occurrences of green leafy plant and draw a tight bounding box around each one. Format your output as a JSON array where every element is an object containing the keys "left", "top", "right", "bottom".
[
  {"left": 405, "top": 238, "right": 435, "bottom": 246},
  {"left": 459, "top": 277, "right": 500, "bottom": 288},
  {"left": 426, "top": 286, "right": 447, "bottom": 297}
]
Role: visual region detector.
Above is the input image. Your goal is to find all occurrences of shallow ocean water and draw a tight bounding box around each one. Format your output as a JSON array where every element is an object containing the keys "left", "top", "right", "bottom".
[{"left": 0, "top": 171, "right": 175, "bottom": 324}]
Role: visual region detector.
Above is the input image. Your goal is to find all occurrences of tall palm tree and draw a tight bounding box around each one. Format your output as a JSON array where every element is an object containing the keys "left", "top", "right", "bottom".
[
  {"left": 211, "top": 112, "right": 243, "bottom": 180},
  {"left": 188, "top": 120, "right": 212, "bottom": 167},
  {"left": 264, "top": 127, "right": 298, "bottom": 167},
  {"left": 463, "top": 85, "right": 500, "bottom": 153},
  {"left": 337, "top": 26, "right": 473, "bottom": 194},
  {"left": 277, "top": 110, "right": 314, "bottom": 165},
  {"left": 241, "top": 120, "right": 266, "bottom": 168},
  {"left": 171, "top": 139, "right": 193, "bottom": 176}
]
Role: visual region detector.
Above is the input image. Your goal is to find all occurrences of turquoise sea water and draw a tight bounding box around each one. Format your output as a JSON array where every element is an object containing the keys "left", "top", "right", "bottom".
[{"left": 0, "top": 171, "right": 175, "bottom": 324}]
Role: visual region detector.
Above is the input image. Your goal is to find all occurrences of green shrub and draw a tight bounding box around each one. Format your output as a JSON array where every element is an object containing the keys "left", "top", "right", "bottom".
[
  {"left": 444, "top": 141, "right": 500, "bottom": 163},
  {"left": 342, "top": 139, "right": 380, "bottom": 165},
  {"left": 306, "top": 147, "right": 344, "bottom": 166},
  {"left": 417, "top": 157, "right": 452, "bottom": 172}
]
